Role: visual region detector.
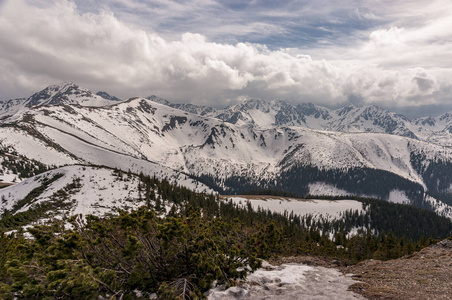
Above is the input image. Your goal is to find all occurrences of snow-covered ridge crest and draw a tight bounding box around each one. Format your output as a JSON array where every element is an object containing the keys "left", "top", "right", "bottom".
[
  {"left": 149, "top": 97, "right": 452, "bottom": 147},
  {"left": 5, "top": 82, "right": 452, "bottom": 147},
  {"left": 25, "top": 82, "right": 122, "bottom": 108},
  {"left": 0, "top": 165, "right": 213, "bottom": 218}
]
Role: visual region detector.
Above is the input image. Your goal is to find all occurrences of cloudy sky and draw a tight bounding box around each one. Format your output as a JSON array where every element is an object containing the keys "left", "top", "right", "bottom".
[{"left": 0, "top": 0, "right": 451, "bottom": 116}]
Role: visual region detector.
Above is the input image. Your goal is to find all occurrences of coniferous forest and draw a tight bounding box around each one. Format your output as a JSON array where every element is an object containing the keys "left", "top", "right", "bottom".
[{"left": 0, "top": 173, "right": 451, "bottom": 299}]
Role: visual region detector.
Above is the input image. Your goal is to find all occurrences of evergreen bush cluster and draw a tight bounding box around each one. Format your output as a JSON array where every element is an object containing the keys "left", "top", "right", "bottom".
[
  {"left": 0, "top": 206, "right": 276, "bottom": 299},
  {"left": 0, "top": 172, "right": 451, "bottom": 299}
]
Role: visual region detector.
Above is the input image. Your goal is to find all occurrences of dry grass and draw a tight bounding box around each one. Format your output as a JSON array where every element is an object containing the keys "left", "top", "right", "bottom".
[{"left": 344, "top": 241, "right": 452, "bottom": 299}]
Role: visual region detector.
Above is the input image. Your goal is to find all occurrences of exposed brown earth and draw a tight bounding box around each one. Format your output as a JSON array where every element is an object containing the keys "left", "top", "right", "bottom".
[
  {"left": 270, "top": 240, "right": 452, "bottom": 299},
  {"left": 344, "top": 239, "right": 452, "bottom": 299},
  {"left": 0, "top": 182, "right": 14, "bottom": 189},
  {"left": 270, "top": 254, "right": 348, "bottom": 268}
]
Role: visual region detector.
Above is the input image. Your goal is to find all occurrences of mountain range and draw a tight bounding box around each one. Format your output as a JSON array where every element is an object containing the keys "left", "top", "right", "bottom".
[{"left": 1, "top": 82, "right": 452, "bottom": 220}]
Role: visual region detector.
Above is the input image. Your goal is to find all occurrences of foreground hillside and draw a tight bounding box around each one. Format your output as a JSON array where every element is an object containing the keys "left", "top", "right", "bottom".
[
  {"left": 1, "top": 193, "right": 450, "bottom": 299},
  {"left": 346, "top": 239, "right": 452, "bottom": 300},
  {"left": 0, "top": 166, "right": 451, "bottom": 299},
  {"left": 0, "top": 165, "right": 210, "bottom": 218},
  {"left": 210, "top": 240, "right": 452, "bottom": 299}
]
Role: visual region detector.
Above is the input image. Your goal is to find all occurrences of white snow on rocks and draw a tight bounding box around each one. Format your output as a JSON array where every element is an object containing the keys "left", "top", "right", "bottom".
[
  {"left": 0, "top": 165, "right": 212, "bottom": 218},
  {"left": 388, "top": 190, "right": 410, "bottom": 205},
  {"left": 207, "top": 262, "right": 364, "bottom": 299}
]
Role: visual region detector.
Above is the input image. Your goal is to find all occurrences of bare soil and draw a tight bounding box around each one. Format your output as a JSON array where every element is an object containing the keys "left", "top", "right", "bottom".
[
  {"left": 270, "top": 254, "right": 348, "bottom": 268},
  {"left": 0, "top": 182, "right": 14, "bottom": 189},
  {"left": 344, "top": 239, "right": 452, "bottom": 299}
]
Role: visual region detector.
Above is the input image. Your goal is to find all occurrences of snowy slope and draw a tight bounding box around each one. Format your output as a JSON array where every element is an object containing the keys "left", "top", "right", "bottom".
[
  {"left": 0, "top": 165, "right": 211, "bottom": 219},
  {"left": 16, "top": 97, "right": 435, "bottom": 186},
  {"left": 2, "top": 83, "right": 452, "bottom": 218},
  {"left": 223, "top": 196, "right": 364, "bottom": 221},
  {"left": 159, "top": 97, "right": 452, "bottom": 147},
  {"left": 0, "top": 166, "right": 144, "bottom": 217},
  {"left": 1, "top": 95, "right": 452, "bottom": 207},
  {"left": 190, "top": 99, "right": 417, "bottom": 139},
  {"left": 0, "top": 98, "right": 28, "bottom": 121},
  {"left": 208, "top": 261, "right": 364, "bottom": 299}
]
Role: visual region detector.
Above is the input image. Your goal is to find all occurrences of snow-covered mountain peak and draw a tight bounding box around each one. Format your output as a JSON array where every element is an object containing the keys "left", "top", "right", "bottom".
[
  {"left": 335, "top": 104, "right": 356, "bottom": 116},
  {"left": 147, "top": 96, "right": 217, "bottom": 116},
  {"left": 96, "top": 91, "right": 121, "bottom": 101},
  {"left": 5, "top": 82, "right": 452, "bottom": 147},
  {"left": 25, "top": 82, "right": 119, "bottom": 107},
  {"left": 295, "top": 103, "right": 332, "bottom": 120},
  {"left": 230, "top": 98, "right": 286, "bottom": 111},
  {"left": 214, "top": 99, "right": 297, "bottom": 128},
  {"left": 2, "top": 83, "right": 452, "bottom": 219},
  {"left": 146, "top": 95, "right": 172, "bottom": 106}
]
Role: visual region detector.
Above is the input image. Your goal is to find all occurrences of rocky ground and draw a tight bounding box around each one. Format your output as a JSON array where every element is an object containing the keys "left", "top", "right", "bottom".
[
  {"left": 208, "top": 240, "right": 452, "bottom": 299},
  {"left": 344, "top": 239, "right": 452, "bottom": 299},
  {"left": 207, "top": 260, "right": 364, "bottom": 300}
]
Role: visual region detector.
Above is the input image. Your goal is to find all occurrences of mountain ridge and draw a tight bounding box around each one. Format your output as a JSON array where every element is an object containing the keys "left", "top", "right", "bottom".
[
  {"left": 1, "top": 83, "right": 452, "bottom": 220},
  {"left": 144, "top": 95, "right": 452, "bottom": 146}
]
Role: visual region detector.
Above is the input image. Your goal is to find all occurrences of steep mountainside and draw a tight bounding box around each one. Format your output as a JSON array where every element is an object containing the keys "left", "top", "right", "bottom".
[
  {"left": 1, "top": 84, "right": 452, "bottom": 219},
  {"left": 156, "top": 98, "right": 452, "bottom": 147},
  {"left": 0, "top": 98, "right": 27, "bottom": 121}
]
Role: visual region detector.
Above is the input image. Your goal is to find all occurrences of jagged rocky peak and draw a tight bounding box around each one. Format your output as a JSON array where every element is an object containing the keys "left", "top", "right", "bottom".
[
  {"left": 26, "top": 82, "right": 87, "bottom": 106},
  {"left": 25, "top": 82, "right": 119, "bottom": 107},
  {"left": 0, "top": 98, "right": 27, "bottom": 110},
  {"left": 229, "top": 98, "right": 288, "bottom": 112},
  {"left": 296, "top": 102, "right": 332, "bottom": 120},
  {"left": 172, "top": 103, "right": 217, "bottom": 116},
  {"left": 96, "top": 91, "right": 121, "bottom": 101},
  {"left": 335, "top": 104, "right": 356, "bottom": 116},
  {"left": 414, "top": 116, "right": 436, "bottom": 127},
  {"left": 147, "top": 95, "right": 217, "bottom": 116},
  {"left": 213, "top": 99, "right": 299, "bottom": 127},
  {"left": 438, "top": 112, "right": 452, "bottom": 123},
  {"left": 147, "top": 95, "right": 172, "bottom": 106}
]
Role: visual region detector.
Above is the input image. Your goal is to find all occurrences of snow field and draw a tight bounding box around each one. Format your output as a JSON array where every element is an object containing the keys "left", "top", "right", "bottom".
[
  {"left": 207, "top": 262, "right": 364, "bottom": 299},
  {"left": 0, "top": 165, "right": 210, "bottom": 219},
  {"left": 225, "top": 196, "right": 364, "bottom": 221}
]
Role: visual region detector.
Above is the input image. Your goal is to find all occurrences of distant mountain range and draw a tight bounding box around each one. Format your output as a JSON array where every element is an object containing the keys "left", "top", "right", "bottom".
[
  {"left": 150, "top": 94, "right": 452, "bottom": 147},
  {"left": 1, "top": 82, "right": 452, "bottom": 220}
]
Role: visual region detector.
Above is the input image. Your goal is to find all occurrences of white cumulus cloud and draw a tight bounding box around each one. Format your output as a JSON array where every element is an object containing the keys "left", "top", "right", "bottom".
[{"left": 0, "top": 0, "right": 451, "bottom": 112}]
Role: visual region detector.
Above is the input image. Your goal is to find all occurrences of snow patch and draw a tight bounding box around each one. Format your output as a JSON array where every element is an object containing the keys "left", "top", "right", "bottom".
[
  {"left": 308, "top": 182, "right": 349, "bottom": 197},
  {"left": 207, "top": 262, "right": 364, "bottom": 299},
  {"left": 388, "top": 190, "right": 410, "bottom": 204},
  {"left": 0, "top": 165, "right": 211, "bottom": 219},
  {"left": 225, "top": 196, "right": 363, "bottom": 221},
  {"left": 424, "top": 195, "right": 452, "bottom": 220}
]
